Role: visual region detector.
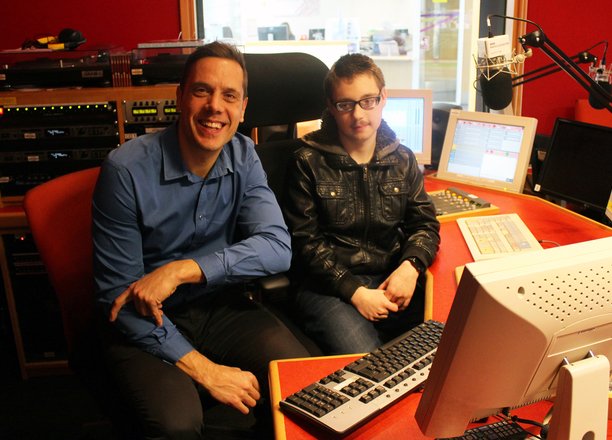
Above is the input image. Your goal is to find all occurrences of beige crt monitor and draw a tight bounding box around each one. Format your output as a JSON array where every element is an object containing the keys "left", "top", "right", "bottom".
[
  {"left": 436, "top": 110, "right": 537, "bottom": 193},
  {"left": 382, "top": 89, "right": 433, "bottom": 166},
  {"left": 416, "top": 236, "right": 612, "bottom": 439}
]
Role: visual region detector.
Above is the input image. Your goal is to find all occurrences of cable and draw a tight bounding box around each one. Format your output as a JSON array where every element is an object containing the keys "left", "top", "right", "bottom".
[
  {"left": 492, "top": 411, "right": 546, "bottom": 439},
  {"left": 538, "top": 239, "right": 561, "bottom": 248}
]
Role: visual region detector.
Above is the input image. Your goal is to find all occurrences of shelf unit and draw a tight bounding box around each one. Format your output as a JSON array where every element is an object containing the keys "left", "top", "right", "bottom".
[{"left": 0, "top": 85, "right": 177, "bottom": 378}]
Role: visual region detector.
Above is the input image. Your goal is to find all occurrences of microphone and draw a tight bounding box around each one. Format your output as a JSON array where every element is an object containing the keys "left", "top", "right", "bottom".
[
  {"left": 476, "top": 34, "right": 532, "bottom": 110},
  {"left": 588, "top": 62, "right": 611, "bottom": 110}
]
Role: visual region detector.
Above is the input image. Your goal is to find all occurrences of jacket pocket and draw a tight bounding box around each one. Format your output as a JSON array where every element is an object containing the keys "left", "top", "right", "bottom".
[
  {"left": 316, "top": 183, "right": 353, "bottom": 225},
  {"left": 379, "top": 180, "right": 408, "bottom": 221}
]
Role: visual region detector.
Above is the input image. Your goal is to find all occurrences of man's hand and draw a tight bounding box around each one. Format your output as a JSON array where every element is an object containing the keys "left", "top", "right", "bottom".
[
  {"left": 109, "top": 260, "right": 203, "bottom": 326},
  {"left": 177, "top": 350, "right": 260, "bottom": 414},
  {"left": 351, "top": 286, "right": 399, "bottom": 321},
  {"left": 377, "top": 260, "right": 419, "bottom": 310}
]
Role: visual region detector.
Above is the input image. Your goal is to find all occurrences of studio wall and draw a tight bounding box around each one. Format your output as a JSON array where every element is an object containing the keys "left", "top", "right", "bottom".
[{"left": 521, "top": 1, "right": 612, "bottom": 133}]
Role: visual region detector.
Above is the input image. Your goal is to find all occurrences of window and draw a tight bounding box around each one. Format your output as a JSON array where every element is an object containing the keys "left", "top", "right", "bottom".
[{"left": 186, "top": 1, "right": 525, "bottom": 110}]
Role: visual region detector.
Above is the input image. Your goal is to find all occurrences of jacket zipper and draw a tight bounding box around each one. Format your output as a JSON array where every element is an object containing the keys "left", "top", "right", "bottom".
[{"left": 361, "top": 165, "right": 370, "bottom": 257}]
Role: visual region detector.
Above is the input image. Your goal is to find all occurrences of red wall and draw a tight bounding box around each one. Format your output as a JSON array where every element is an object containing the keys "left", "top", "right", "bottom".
[
  {"left": 521, "top": 2, "right": 612, "bottom": 134},
  {"left": 0, "top": 1, "right": 181, "bottom": 52}
]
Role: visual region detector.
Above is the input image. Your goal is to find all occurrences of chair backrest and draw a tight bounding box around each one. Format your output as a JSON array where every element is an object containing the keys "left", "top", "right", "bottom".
[
  {"left": 23, "top": 167, "right": 100, "bottom": 353},
  {"left": 255, "top": 138, "right": 306, "bottom": 207},
  {"left": 239, "top": 52, "right": 329, "bottom": 140}
]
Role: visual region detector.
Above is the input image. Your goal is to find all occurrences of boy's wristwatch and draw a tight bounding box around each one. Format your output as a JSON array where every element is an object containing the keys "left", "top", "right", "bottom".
[{"left": 406, "top": 257, "right": 426, "bottom": 275}]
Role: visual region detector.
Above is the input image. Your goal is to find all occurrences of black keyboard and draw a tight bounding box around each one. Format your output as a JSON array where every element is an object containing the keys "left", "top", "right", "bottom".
[
  {"left": 439, "top": 419, "right": 531, "bottom": 440},
  {"left": 279, "top": 320, "right": 445, "bottom": 435}
]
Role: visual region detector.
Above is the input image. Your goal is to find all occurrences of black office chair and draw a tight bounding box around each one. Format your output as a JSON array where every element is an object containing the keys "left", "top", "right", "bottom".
[
  {"left": 238, "top": 52, "right": 329, "bottom": 356},
  {"left": 240, "top": 52, "right": 328, "bottom": 142},
  {"left": 428, "top": 102, "right": 463, "bottom": 170}
]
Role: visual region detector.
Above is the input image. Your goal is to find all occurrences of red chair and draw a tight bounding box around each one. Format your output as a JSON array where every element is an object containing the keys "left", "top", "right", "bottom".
[
  {"left": 23, "top": 167, "right": 100, "bottom": 354},
  {"left": 23, "top": 167, "right": 137, "bottom": 435},
  {"left": 23, "top": 166, "right": 260, "bottom": 437}
]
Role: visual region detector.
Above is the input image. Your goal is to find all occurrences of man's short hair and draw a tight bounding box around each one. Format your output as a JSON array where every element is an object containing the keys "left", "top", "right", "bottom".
[
  {"left": 179, "top": 41, "right": 248, "bottom": 97},
  {"left": 324, "top": 53, "right": 386, "bottom": 100}
]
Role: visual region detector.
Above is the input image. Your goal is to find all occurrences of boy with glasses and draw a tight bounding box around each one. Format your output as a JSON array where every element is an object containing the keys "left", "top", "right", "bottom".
[{"left": 283, "top": 53, "right": 441, "bottom": 355}]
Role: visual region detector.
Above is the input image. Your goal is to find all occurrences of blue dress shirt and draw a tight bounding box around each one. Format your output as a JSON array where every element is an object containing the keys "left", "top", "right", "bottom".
[{"left": 92, "top": 124, "right": 291, "bottom": 363}]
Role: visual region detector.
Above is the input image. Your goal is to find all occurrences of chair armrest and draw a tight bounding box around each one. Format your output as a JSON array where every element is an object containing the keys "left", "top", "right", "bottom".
[{"left": 257, "top": 273, "right": 290, "bottom": 295}]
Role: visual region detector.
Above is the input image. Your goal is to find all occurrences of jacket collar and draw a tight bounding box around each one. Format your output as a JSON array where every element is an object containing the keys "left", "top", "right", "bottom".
[{"left": 302, "top": 109, "right": 400, "bottom": 162}]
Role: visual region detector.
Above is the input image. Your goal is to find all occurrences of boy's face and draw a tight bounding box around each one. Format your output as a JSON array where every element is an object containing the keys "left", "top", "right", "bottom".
[{"left": 328, "top": 73, "right": 386, "bottom": 150}]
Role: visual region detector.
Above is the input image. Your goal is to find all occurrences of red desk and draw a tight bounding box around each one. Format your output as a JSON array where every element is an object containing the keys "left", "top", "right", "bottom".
[
  {"left": 269, "top": 177, "right": 612, "bottom": 439},
  {"left": 423, "top": 177, "right": 612, "bottom": 323},
  {"left": 269, "top": 355, "right": 557, "bottom": 440}
]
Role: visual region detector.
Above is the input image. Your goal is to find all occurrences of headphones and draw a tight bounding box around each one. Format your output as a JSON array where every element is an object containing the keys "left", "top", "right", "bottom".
[{"left": 22, "top": 28, "right": 86, "bottom": 51}]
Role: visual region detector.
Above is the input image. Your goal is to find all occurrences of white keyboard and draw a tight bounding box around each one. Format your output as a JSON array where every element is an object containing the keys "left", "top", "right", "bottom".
[{"left": 457, "top": 213, "right": 542, "bottom": 261}]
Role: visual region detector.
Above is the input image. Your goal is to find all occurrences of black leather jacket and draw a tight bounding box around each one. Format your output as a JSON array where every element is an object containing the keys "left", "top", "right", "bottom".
[{"left": 283, "top": 113, "right": 440, "bottom": 302}]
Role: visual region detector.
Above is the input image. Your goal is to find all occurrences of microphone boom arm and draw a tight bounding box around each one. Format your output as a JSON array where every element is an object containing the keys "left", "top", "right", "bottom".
[
  {"left": 512, "top": 51, "right": 595, "bottom": 87},
  {"left": 519, "top": 30, "right": 612, "bottom": 112}
]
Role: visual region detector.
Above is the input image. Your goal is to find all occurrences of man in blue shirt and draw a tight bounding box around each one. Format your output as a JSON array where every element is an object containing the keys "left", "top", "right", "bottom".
[{"left": 93, "top": 41, "right": 309, "bottom": 438}]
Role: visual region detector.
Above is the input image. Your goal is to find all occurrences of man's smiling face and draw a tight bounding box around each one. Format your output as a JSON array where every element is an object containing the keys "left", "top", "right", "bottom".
[{"left": 176, "top": 56, "right": 248, "bottom": 156}]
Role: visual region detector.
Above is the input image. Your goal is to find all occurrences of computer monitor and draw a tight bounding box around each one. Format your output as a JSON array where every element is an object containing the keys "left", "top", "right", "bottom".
[
  {"left": 415, "top": 236, "right": 612, "bottom": 438},
  {"left": 382, "top": 89, "right": 433, "bottom": 166},
  {"left": 436, "top": 110, "right": 538, "bottom": 193},
  {"left": 257, "top": 25, "right": 289, "bottom": 41},
  {"left": 606, "top": 189, "right": 612, "bottom": 222},
  {"left": 534, "top": 118, "right": 612, "bottom": 214},
  {"left": 308, "top": 28, "right": 325, "bottom": 40}
]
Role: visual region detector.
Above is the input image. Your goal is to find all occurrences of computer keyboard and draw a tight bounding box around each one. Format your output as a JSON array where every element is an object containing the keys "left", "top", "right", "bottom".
[
  {"left": 438, "top": 419, "right": 530, "bottom": 440},
  {"left": 429, "top": 187, "right": 499, "bottom": 222},
  {"left": 279, "top": 320, "right": 445, "bottom": 435},
  {"left": 457, "top": 213, "right": 543, "bottom": 261}
]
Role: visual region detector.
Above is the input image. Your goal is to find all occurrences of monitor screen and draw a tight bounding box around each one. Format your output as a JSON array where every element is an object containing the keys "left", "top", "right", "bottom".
[
  {"left": 382, "top": 89, "right": 433, "bottom": 166},
  {"left": 436, "top": 110, "right": 537, "bottom": 193},
  {"left": 415, "top": 236, "right": 612, "bottom": 438},
  {"left": 534, "top": 118, "right": 612, "bottom": 212},
  {"left": 257, "top": 25, "right": 289, "bottom": 41},
  {"left": 308, "top": 28, "right": 325, "bottom": 40}
]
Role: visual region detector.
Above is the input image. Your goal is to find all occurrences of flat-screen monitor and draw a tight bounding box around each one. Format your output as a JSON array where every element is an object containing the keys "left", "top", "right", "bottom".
[
  {"left": 308, "top": 28, "right": 325, "bottom": 40},
  {"left": 382, "top": 89, "right": 433, "bottom": 166},
  {"left": 415, "top": 236, "right": 612, "bottom": 438},
  {"left": 436, "top": 110, "right": 537, "bottom": 193},
  {"left": 257, "top": 25, "right": 289, "bottom": 41},
  {"left": 534, "top": 118, "right": 612, "bottom": 213}
]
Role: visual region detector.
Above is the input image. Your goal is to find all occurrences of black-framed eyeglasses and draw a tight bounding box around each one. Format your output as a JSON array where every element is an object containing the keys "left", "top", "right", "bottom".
[{"left": 333, "top": 95, "right": 382, "bottom": 113}]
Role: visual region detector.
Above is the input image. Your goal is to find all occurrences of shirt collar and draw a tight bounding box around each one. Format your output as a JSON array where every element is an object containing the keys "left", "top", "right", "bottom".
[{"left": 160, "top": 123, "right": 234, "bottom": 182}]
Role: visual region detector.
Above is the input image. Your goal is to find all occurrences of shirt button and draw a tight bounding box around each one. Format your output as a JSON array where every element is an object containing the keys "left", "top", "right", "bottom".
[
  {"left": 393, "top": 187, "right": 399, "bottom": 193},
  {"left": 330, "top": 191, "right": 336, "bottom": 197},
  {"left": 198, "top": 215, "right": 203, "bottom": 220}
]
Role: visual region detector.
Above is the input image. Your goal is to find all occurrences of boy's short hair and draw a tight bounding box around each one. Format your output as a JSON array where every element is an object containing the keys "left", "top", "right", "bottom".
[
  {"left": 324, "top": 53, "right": 386, "bottom": 100},
  {"left": 180, "top": 41, "right": 248, "bottom": 97}
]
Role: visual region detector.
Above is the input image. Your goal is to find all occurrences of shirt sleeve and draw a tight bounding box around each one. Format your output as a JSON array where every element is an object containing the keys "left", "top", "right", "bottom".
[
  {"left": 192, "top": 146, "right": 292, "bottom": 287},
  {"left": 92, "top": 160, "right": 194, "bottom": 363}
]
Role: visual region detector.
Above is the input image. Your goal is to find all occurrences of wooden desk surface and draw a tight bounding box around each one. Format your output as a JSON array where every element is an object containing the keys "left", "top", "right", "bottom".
[{"left": 270, "top": 176, "right": 612, "bottom": 439}]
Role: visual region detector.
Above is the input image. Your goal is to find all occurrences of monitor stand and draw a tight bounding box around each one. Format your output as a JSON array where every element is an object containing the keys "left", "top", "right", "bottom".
[{"left": 547, "top": 353, "right": 609, "bottom": 440}]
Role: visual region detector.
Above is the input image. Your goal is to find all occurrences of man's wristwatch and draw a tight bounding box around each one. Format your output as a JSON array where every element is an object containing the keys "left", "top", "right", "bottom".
[{"left": 406, "top": 257, "right": 426, "bottom": 275}]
